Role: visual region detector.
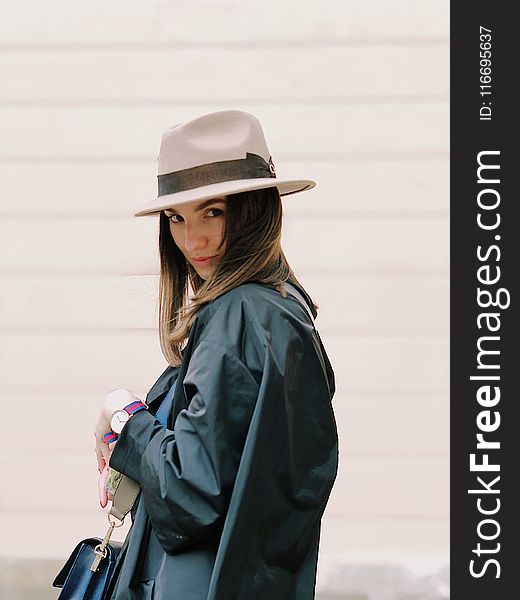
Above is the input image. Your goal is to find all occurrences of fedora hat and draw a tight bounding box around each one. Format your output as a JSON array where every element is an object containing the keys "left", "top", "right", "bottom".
[{"left": 133, "top": 109, "right": 316, "bottom": 217}]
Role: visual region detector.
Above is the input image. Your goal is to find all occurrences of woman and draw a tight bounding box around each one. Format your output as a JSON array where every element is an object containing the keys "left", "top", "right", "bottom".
[{"left": 94, "top": 110, "right": 338, "bottom": 599}]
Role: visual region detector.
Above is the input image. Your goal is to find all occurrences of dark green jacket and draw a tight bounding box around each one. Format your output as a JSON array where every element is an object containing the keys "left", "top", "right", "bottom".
[{"left": 106, "top": 281, "right": 338, "bottom": 599}]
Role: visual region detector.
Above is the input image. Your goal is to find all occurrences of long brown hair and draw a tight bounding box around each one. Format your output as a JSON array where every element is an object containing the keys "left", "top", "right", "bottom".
[{"left": 158, "top": 186, "right": 316, "bottom": 366}]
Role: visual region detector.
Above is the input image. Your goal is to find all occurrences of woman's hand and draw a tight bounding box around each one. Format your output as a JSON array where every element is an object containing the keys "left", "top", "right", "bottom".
[
  {"left": 94, "top": 388, "right": 143, "bottom": 473},
  {"left": 94, "top": 409, "right": 115, "bottom": 474}
]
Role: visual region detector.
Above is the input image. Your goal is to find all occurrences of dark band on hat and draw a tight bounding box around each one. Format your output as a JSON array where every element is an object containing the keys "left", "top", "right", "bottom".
[{"left": 158, "top": 152, "right": 276, "bottom": 197}]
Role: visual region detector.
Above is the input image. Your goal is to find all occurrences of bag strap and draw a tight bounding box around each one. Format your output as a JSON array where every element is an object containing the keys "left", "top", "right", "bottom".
[
  {"left": 283, "top": 281, "right": 315, "bottom": 324},
  {"left": 110, "top": 474, "right": 141, "bottom": 521},
  {"left": 89, "top": 472, "right": 141, "bottom": 572}
]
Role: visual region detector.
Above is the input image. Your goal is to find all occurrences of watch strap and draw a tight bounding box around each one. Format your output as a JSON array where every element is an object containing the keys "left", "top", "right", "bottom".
[
  {"left": 123, "top": 400, "right": 148, "bottom": 416},
  {"left": 103, "top": 430, "right": 119, "bottom": 444},
  {"left": 103, "top": 400, "right": 148, "bottom": 443}
]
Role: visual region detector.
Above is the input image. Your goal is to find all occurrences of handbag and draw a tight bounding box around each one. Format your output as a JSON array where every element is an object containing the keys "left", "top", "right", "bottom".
[{"left": 52, "top": 473, "right": 141, "bottom": 599}]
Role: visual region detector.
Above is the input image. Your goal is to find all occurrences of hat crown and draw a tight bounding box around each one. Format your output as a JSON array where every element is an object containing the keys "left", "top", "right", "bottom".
[{"left": 158, "top": 110, "right": 271, "bottom": 175}]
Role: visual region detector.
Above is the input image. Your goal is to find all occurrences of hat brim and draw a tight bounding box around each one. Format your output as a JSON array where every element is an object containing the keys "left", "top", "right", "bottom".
[{"left": 133, "top": 178, "right": 316, "bottom": 217}]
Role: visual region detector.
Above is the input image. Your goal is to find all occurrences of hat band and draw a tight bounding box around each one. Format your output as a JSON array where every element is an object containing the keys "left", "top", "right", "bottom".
[{"left": 158, "top": 152, "right": 276, "bottom": 197}]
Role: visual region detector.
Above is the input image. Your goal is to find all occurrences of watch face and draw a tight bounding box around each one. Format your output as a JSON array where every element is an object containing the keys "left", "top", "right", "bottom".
[{"left": 110, "top": 410, "right": 130, "bottom": 434}]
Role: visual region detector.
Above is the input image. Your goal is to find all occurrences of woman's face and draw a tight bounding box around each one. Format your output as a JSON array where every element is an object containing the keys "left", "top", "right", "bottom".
[{"left": 164, "top": 196, "right": 228, "bottom": 280}]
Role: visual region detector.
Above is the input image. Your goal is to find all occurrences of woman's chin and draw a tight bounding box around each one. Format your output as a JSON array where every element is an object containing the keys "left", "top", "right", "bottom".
[{"left": 193, "top": 265, "right": 215, "bottom": 280}]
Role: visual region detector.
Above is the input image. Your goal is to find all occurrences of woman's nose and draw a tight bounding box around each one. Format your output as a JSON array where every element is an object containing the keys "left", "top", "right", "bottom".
[{"left": 184, "top": 225, "right": 208, "bottom": 252}]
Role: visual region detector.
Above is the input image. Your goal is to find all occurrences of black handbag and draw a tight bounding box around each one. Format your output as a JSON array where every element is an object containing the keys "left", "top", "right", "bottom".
[
  {"left": 52, "top": 537, "right": 123, "bottom": 599},
  {"left": 52, "top": 473, "right": 141, "bottom": 599}
]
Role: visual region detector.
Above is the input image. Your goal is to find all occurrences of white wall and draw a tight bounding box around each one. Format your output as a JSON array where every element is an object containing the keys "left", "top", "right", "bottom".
[{"left": 0, "top": 0, "right": 449, "bottom": 594}]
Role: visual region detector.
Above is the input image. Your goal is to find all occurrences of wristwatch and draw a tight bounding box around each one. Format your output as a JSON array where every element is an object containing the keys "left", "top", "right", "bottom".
[{"left": 103, "top": 400, "right": 148, "bottom": 444}]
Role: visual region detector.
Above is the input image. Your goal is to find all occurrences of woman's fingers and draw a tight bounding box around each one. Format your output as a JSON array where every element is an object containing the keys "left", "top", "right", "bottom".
[
  {"left": 101, "top": 443, "right": 111, "bottom": 469},
  {"left": 94, "top": 434, "right": 116, "bottom": 472},
  {"left": 98, "top": 465, "right": 109, "bottom": 508},
  {"left": 94, "top": 401, "right": 120, "bottom": 480},
  {"left": 94, "top": 439, "right": 106, "bottom": 472},
  {"left": 94, "top": 407, "right": 114, "bottom": 471}
]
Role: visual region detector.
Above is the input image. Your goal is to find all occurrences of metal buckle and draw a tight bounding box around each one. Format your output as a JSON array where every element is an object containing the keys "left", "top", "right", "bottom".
[{"left": 268, "top": 156, "right": 276, "bottom": 176}]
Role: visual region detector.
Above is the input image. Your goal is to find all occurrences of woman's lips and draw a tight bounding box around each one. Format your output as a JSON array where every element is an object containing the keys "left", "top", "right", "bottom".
[{"left": 192, "top": 255, "right": 216, "bottom": 264}]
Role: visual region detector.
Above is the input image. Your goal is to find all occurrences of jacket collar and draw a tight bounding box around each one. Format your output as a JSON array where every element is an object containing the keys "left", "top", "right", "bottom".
[
  {"left": 145, "top": 365, "right": 179, "bottom": 409},
  {"left": 145, "top": 317, "right": 199, "bottom": 413}
]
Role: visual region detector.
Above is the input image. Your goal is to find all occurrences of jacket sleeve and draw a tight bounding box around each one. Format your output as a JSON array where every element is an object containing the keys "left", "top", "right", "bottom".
[{"left": 108, "top": 339, "right": 260, "bottom": 554}]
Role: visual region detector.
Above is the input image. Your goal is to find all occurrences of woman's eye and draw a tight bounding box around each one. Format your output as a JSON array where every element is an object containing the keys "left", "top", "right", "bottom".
[
  {"left": 207, "top": 208, "right": 224, "bottom": 217},
  {"left": 167, "top": 208, "right": 223, "bottom": 223}
]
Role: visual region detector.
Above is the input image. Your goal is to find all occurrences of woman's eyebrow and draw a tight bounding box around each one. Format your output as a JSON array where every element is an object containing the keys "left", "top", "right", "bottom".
[{"left": 165, "top": 198, "right": 227, "bottom": 215}]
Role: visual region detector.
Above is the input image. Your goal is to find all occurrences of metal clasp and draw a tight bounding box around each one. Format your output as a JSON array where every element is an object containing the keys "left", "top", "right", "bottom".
[{"left": 90, "top": 513, "right": 125, "bottom": 572}]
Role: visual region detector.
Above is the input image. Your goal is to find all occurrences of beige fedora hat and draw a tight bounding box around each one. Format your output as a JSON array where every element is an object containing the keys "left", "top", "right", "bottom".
[{"left": 133, "top": 109, "right": 316, "bottom": 217}]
